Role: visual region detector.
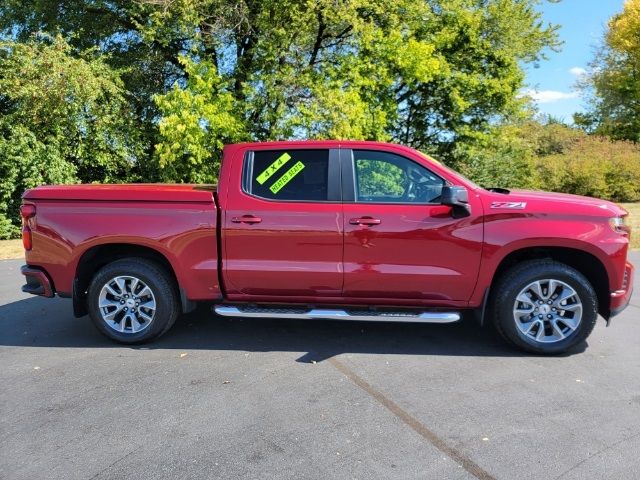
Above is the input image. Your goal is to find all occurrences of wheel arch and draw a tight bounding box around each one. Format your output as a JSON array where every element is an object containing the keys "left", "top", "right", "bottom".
[
  {"left": 489, "top": 246, "right": 610, "bottom": 319},
  {"left": 73, "top": 243, "right": 190, "bottom": 317}
]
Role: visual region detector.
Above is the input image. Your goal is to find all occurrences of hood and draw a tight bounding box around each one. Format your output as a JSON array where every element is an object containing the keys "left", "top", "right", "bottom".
[{"left": 482, "top": 189, "right": 627, "bottom": 218}]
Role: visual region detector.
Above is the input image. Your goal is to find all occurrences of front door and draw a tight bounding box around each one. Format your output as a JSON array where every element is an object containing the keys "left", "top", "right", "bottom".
[
  {"left": 341, "top": 148, "right": 483, "bottom": 303},
  {"left": 223, "top": 148, "right": 344, "bottom": 300}
]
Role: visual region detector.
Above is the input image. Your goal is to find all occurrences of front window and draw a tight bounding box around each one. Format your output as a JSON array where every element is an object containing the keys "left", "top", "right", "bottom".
[{"left": 353, "top": 150, "right": 445, "bottom": 204}]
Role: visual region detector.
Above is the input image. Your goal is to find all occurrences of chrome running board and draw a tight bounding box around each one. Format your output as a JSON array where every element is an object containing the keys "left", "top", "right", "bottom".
[{"left": 214, "top": 306, "right": 460, "bottom": 324}]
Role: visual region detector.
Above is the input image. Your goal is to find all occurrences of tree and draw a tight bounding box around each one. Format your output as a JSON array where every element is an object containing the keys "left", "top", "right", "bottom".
[
  {"left": 149, "top": 0, "right": 560, "bottom": 177},
  {"left": 154, "top": 57, "right": 245, "bottom": 183},
  {"left": 575, "top": 0, "right": 640, "bottom": 142},
  {"left": 0, "top": 0, "right": 186, "bottom": 183},
  {"left": 1, "top": 0, "right": 560, "bottom": 183},
  {"left": 0, "top": 35, "right": 140, "bottom": 237}
]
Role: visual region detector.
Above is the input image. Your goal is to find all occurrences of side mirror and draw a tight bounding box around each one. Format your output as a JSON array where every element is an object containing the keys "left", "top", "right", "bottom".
[{"left": 441, "top": 185, "right": 471, "bottom": 218}]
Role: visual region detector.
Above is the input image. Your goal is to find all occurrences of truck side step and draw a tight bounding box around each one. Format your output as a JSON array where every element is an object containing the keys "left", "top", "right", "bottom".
[{"left": 214, "top": 306, "right": 460, "bottom": 323}]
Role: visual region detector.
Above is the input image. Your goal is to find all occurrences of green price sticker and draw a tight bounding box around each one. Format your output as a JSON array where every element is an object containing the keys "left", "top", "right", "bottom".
[
  {"left": 270, "top": 161, "right": 305, "bottom": 194},
  {"left": 256, "top": 152, "right": 291, "bottom": 185}
]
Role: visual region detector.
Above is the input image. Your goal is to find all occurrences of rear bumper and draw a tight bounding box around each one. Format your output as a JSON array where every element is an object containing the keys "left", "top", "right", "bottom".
[
  {"left": 610, "top": 261, "right": 634, "bottom": 318},
  {"left": 21, "top": 265, "right": 54, "bottom": 298}
]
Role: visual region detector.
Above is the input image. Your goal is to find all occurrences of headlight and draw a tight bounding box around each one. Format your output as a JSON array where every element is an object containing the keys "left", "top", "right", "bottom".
[{"left": 610, "top": 216, "right": 631, "bottom": 234}]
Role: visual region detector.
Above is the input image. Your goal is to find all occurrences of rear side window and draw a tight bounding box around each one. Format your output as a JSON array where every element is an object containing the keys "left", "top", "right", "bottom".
[{"left": 244, "top": 150, "right": 329, "bottom": 201}]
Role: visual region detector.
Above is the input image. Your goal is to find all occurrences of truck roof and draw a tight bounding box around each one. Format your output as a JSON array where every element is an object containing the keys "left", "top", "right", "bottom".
[
  {"left": 229, "top": 139, "right": 387, "bottom": 145},
  {"left": 225, "top": 140, "right": 417, "bottom": 150},
  {"left": 222, "top": 140, "right": 439, "bottom": 163}
]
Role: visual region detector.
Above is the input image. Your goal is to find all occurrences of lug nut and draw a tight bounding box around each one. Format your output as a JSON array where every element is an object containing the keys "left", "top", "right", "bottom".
[
  {"left": 124, "top": 307, "right": 128, "bottom": 312},
  {"left": 120, "top": 300, "right": 125, "bottom": 304},
  {"left": 547, "top": 314, "right": 553, "bottom": 319},
  {"left": 547, "top": 300, "right": 552, "bottom": 305},
  {"left": 538, "top": 315, "right": 543, "bottom": 319}
]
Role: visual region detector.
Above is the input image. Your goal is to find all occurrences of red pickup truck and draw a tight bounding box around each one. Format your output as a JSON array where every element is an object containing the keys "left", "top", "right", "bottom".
[{"left": 19, "top": 141, "right": 633, "bottom": 354}]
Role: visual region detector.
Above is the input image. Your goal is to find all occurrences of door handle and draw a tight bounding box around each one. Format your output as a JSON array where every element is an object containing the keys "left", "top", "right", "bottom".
[
  {"left": 231, "top": 215, "right": 262, "bottom": 224},
  {"left": 349, "top": 217, "right": 381, "bottom": 226}
]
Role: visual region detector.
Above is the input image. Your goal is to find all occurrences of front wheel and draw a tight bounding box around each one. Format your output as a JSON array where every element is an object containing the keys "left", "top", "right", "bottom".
[
  {"left": 490, "top": 260, "right": 598, "bottom": 354},
  {"left": 87, "top": 258, "right": 180, "bottom": 344}
]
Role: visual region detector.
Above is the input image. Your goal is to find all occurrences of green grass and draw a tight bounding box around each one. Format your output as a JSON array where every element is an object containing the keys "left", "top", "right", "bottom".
[
  {"left": 620, "top": 203, "right": 640, "bottom": 250},
  {"left": 0, "top": 239, "right": 24, "bottom": 260}
]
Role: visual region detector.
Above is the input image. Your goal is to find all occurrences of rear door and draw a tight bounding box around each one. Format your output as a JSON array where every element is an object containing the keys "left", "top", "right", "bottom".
[
  {"left": 341, "top": 148, "right": 483, "bottom": 303},
  {"left": 222, "top": 147, "right": 344, "bottom": 300}
]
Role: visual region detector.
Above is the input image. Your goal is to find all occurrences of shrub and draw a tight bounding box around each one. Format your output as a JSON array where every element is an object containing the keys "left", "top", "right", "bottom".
[
  {"left": 454, "top": 124, "right": 541, "bottom": 190},
  {"left": 0, "top": 124, "right": 78, "bottom": 239},
  {"left": 0, "top": 214, "right": 18, "bottom": 239},
  {"left": 535, "top": 136, "right": 640, "bottom": 202},
  {"left": 459, "top": 122, "right": 640, "bottom": 202}
]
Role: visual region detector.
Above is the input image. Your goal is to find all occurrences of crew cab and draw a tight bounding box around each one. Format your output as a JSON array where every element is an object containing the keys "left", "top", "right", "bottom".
[{"left": 19, "top": 141, "right": 634, "bottom": 354}]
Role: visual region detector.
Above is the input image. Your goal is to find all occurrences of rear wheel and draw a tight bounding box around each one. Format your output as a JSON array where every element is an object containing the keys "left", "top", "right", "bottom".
[
  {"left": 490, "top": 260, "right": 598, "bottom": 354},
  {"left": 87, "top": 258, "right": 179, "bottom": 344}
]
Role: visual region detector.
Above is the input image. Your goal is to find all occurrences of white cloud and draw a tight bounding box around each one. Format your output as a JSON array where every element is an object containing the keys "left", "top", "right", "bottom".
[
  {"left": 522, "top": 89, "right": 579, "bottom": 104},
  {"left": 569, "top": 67, "right": 587, "bottom": 77}
]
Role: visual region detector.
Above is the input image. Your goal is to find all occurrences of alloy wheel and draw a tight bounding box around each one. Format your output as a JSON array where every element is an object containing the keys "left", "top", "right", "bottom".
[
  {"left": 512, "top": 278, "right": 583, "bottom": 344},
  {"left": 98, "top": 275, "right": 157, "bottom": 334}
]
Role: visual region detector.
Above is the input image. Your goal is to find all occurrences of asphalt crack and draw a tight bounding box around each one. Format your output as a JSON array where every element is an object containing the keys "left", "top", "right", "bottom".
[
  {"left": 87, "top": 448, "right": 137, "bottom": 480},
  {"left": 329, "top": 357, "right": 496, "bottom": 480},
  {"left": 552, "top": 430, "right": 640, "bottom": 480}
]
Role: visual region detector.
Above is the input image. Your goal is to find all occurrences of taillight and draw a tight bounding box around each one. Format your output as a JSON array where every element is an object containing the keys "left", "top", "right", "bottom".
[{"left": 20, "top": 204, "right": 36, "bottom": 251}]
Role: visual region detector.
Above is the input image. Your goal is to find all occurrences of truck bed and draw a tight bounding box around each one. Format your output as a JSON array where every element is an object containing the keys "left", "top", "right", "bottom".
[
  {"left": 22, "top": 183, "right": 221, "bottom": 305},
  {"left": 23, "top": 184, "right": 216, "bottom": 203}
]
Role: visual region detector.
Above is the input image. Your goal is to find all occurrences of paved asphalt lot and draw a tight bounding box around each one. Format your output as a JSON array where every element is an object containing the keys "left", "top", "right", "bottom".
[{"left": 1, "top": 254, "right": 639, "bottom": 480}]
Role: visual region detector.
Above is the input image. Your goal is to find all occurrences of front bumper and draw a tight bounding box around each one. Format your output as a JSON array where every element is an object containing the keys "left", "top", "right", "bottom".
[
  {"left": 21, "top": 265, "right": 54, "bottom": 298},
  {"left": 610, "top": 261, "right": 634, "bottom": 318}
]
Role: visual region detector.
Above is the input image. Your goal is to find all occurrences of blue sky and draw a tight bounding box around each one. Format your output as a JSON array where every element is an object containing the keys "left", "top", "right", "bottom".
[{"left": 524, "top": 0, "right": 625, "bottom": 121}]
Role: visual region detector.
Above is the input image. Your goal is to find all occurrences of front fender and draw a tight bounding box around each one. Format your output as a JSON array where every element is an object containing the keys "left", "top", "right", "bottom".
[{"left": 469, "top": 212, "right": 626, "bottom": 306}]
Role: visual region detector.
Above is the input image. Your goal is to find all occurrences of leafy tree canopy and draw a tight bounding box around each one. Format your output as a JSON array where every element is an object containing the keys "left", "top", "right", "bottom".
[
  {"left": 149, "top": 0, "right": 561, "bottom": 177},
  {"left": 0, "top": 34, "right": 139, "bottom": 237},
  {"left": 575, "top": 0, "right": 640, "bottom": 142},
  {"left": 1, "top": 0, "right": 561, "bottom": 182}
]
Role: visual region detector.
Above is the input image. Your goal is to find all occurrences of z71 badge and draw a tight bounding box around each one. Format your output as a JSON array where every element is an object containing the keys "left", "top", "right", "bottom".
[{"left": 490, "top": 201, "right": 527, "bottom": 209}]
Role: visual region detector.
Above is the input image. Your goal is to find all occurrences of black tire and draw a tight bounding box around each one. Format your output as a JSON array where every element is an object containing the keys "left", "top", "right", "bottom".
[
  {"left": 87, "top": 258, "right": 180, "bottom": 344},
  {"left": 489, "top": 260, "right": 598, "bottom": 354}
]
